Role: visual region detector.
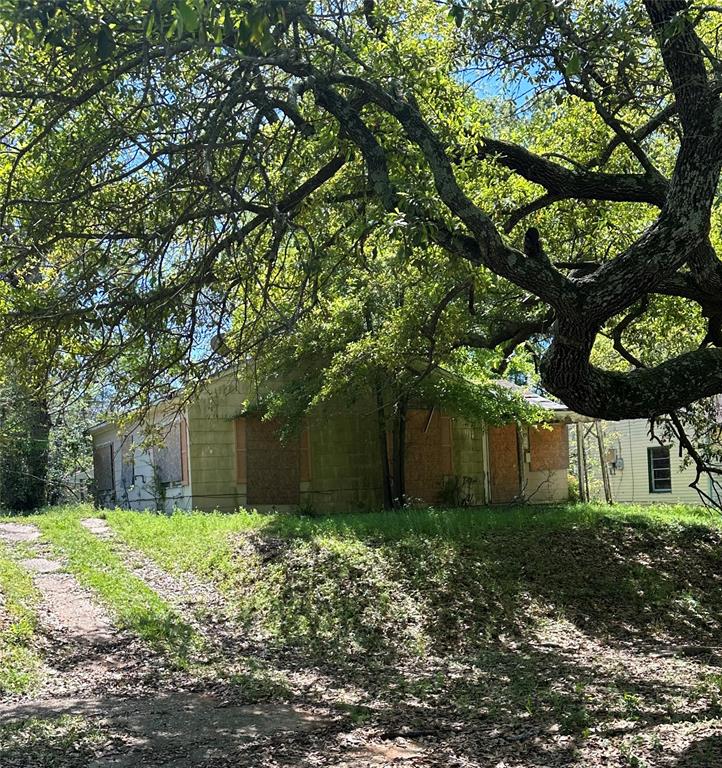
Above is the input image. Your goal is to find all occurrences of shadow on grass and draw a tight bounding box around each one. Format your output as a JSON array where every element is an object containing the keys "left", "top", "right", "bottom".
[
  {"left": 139, "top": 512, "right": 722, "bottom": 765},
  {"left": 4, "top": 634, "right": 716, "bottom": 767},
  {"left": 243, "top": 511, "right": 722, "bottom": 660},
  {"left": 10, "top": 505, "right": 718, "bottom": 766},
  {"left": 0, "top": 692, "right": 330, "bottom": 768}
]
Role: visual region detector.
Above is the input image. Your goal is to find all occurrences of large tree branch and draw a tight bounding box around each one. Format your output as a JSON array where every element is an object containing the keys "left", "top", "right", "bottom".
[
  {"left": 643, "top": 0, "right": 716, "bottom": 133},
  {"left": 594, "top": 101, "right": 680, "bottom": 168},
  {"left": 461, "top": 318, "right": 547, "bottom": 351},
  {"left": 541, "top": 321, "right": 722, "bottom": 420},
  {"left": 475, "top": 138, "right": 668, "bottom": 207},
  {"left": 306, "top": 75, "right": 573, "bottom": 305}
]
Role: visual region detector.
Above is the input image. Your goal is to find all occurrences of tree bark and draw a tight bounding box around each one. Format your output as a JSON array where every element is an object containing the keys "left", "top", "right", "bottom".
[
  {"left": 374, "top": 382, "right": 393, "bottom": 510},
  {"left": 392, "top": 396, "right": 407, "bottom": 508}
]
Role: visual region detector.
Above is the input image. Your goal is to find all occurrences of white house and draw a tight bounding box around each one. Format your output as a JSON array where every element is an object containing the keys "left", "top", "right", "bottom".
[{"left": 602, "top": 418, "right": 718, "bottom": 505}]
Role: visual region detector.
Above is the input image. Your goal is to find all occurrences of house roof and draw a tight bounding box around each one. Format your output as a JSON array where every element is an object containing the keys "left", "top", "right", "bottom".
[
  {"left": 495, "top": 380, "right": 594, "bottom": 423},
  {"left": 89, "top": 368, "right": 594, "bottom": 435}
]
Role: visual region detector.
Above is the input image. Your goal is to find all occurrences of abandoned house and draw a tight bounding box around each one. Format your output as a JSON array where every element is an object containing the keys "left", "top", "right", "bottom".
[{"left": 90, "top": 373, "right": 583, "bottom": 513}]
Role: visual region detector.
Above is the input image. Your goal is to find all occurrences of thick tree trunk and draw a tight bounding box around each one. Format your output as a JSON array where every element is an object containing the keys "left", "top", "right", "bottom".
[
  {"left": 26, "top": 394, "right": 51, "bottom": 509},
  {"left": 0, "top": 385, "right": 51, "bottom": 511},
  {"left": 391, "top": 397, "right": 407, "bottom": 508},
  {"left": 374, "top": 383, "right": 393, "bottom": 510}
]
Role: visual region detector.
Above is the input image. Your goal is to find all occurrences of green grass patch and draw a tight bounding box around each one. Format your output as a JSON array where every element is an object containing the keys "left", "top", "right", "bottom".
[
  {"left": 0, "top": 542, "right": 43, "bottom": 694},
  {"left": 100, "top": 502, "right": 722, "bottom": 661},
  {"left": 105, "top": 507, "right": 264, "bottom": 581},
  {"left": 34, "top": 512, "right": 202, "bottom": 667}
]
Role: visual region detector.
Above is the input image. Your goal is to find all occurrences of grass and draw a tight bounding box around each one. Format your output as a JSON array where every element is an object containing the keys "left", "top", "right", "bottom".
[
  {"left": 100, "top": 502, "right": 722, "bottom": 659},
  {"left": 2, "top": 501, "right": 721, "bottom": 766},
  {"left": 33, "top": 510, "right": 202, "bottom": 667},
  {"left": 0, "top": 714, "right": 109, "bottom": 763},
  {"left": 0, "top": 541, "right": 43, "bottom": 694},
  {"left": 105, "top": 507, "right": 264, "bottom": 583},
  {"left": 253, "top": 500, "right": 722, "bottom": 540},
  {"left": 4, "top": 500, "right": 722, "bottom": 673}
]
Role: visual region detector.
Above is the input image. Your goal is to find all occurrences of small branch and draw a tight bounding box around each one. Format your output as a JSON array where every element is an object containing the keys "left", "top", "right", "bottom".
[{"left": 504, "top": 193, "right": 563, "bottom": 234}]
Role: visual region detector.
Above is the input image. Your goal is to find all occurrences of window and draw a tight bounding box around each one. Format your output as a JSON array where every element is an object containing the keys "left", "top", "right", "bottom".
[
  {"left": 154, "top": 420, "right": 189, "bottom": 486},
  {"left": 648, "top": 446, "right": 672, "bottom": 493},
  {"left": 93, "top": 443, "right": 114, "bottom": 492}
]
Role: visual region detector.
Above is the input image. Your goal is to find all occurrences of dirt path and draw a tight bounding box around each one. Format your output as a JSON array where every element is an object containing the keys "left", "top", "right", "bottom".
[
  {"left": 76, "top": 519, "right": 433, "bottom": 767},
  {"left": 0, "top": 521, "right": 334, "bottom": 768},
  {"left": 0, "top": 521, "right": 141, "bottom": 700},
  {"left": 80, "top": 518, "right": 231, "bottom": 647}
]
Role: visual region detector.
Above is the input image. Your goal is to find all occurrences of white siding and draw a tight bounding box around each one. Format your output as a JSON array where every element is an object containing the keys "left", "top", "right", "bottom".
[
  {"left": 91, "top": 414, "right": 192, "bottom": 514},
  {"left": 604, "top": 419, "right": 702, "bottom": 505}
]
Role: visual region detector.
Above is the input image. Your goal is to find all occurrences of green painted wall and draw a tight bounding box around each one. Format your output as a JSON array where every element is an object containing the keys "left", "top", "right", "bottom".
[
  {"left": 451, "top": 417, "right": 487, "bottom": 505},
  {"left": 186, "top": 373, "right": 250, "bottom": 513},
  {"left": 303, "top": 400, "right": 385, "bottom": 512}
]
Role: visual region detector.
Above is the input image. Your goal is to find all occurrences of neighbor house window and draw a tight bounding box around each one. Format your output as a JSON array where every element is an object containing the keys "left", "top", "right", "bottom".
[{"left": 648, "top": 446, "right": 672, "bottom": 493}]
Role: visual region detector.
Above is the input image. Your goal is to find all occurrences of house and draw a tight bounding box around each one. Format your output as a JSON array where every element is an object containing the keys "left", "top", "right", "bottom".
[
  {"left": 601, "top": 418, "right": 720, "bottom": 505},
  {"left": 90, "top": 373, "right": 585, "bottom": 514}
]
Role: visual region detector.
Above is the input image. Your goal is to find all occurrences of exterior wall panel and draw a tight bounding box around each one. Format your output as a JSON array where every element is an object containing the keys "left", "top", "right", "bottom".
[
  {"left": 246, "top": 417, "right": 300, "bottom": 506},
  {"left": 186, "top": 373, "right": 251, "bottom": 512},
  {"left": 522, "top": 424, "right": 570, "bottom": 503},
  {"left": 604, "top": 419, "right": 702, "bottom": 505}
]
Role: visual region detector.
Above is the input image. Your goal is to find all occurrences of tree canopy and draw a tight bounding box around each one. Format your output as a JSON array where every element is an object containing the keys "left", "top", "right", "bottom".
[{"left": 0, "top": 0, "right": 721, "bottom": 494}]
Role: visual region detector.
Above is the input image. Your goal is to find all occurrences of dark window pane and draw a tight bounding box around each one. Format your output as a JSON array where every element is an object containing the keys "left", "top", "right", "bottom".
[{"left": 648, "top": 446, "right": 672, "bottom": 493}]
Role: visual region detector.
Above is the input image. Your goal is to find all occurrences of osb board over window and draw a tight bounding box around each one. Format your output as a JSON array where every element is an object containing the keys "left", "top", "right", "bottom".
[
  {"left": 155, "top": 420, "right": 189, "bottom": 486},
  {"left": 488, "top": 425, "right": 520, "bottom": 503},
  {"left": 235, "top": 417, "right": 247, "bottom": 484},
  {"left": 528, "top": 424, "right": 569, "bottom": 472},
  {"left": 404, "top": 409, "right": 453, "bottom": 504},
  {"left": 245, "top": 416, "right": 300, "bottom": 505},
  {"left": 93, "top": 443, "right": 114, "bottom": 492}
]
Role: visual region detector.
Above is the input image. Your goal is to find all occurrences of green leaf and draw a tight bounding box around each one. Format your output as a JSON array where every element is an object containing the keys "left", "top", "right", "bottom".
[
  {"left": 565, "top": 52, "right": 583, "bottom": 76},
  {"left": 96, "top": 25, "right": 115, "bottom": 61},
  {"left": 449, "top": 4, "right": 465, "bottom": 28},
  {"left": 175, "top": 0, "right": 199, "bottom": 33}
]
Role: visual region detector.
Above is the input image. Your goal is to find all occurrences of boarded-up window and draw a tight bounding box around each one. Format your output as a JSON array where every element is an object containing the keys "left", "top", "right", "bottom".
[
  {"left": 155, "top": 420, "right": 189, "bottom": 485},
  {"left": 404, "top": 410, "right": 454, "bottom": 504},
  {"left": 488, "top": 425, "right": 520, "bottom": 503},
  {"left": 529, "top": 424, "right": 569, "bottom": 471},
  {"left": 93, "top": 443, "right": 114, "bottom": 492},
  {"left": 246, "top": 417, "right": 300, "bottom": 505},
  {"left": 235, "top": 417, "right": 247, "bottom": 483},
  {"left": 120, "top": 435, "right": 134, "bottom": 489},
  {"left": 300, "top": 425, "right": 311, "bottom": 483}
]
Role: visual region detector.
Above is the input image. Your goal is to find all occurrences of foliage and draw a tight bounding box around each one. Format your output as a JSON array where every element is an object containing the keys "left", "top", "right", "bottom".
[
  {"left": 0, "top": 377, "right": 50, "bottom": 511},
  {"left": 0, "top": 1, "right": 720, "bottom": 500},
  {"left": 0, "top": 371, "right": 99, "bottom": 511}
]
